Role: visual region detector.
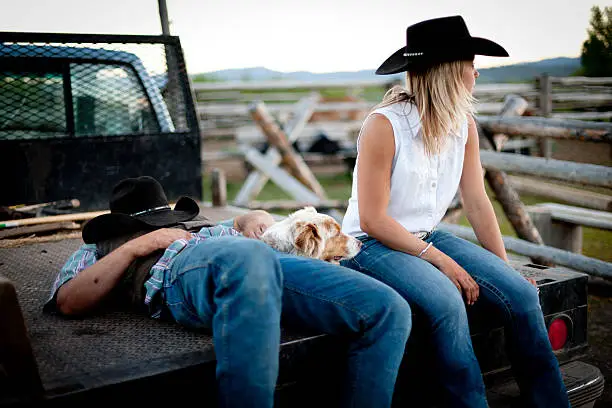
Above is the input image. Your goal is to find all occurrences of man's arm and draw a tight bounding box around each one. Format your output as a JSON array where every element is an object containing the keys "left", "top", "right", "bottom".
[{"left": 56, "top": 228, "right": 192, "bottom": 316}]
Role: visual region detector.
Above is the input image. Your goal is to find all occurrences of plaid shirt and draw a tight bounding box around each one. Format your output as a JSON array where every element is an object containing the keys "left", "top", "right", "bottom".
[{"left": 45, "top": 224, "right": 241, "bottom": 318}]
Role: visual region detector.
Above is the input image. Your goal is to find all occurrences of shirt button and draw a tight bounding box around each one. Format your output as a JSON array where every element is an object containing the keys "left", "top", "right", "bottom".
[{"left": 431, "top": 182, "right": 437, "bottom": 188}]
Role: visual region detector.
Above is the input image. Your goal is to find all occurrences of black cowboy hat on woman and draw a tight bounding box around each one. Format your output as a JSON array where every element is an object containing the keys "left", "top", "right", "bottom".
[{"left": 340, "top": 15, "right": 571, "bottom": 407}]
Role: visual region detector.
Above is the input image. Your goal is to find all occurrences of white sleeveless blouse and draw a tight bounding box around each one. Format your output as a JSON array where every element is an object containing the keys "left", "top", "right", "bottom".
[{"left": 341, "top": 101, "right": 468, "bottom": 238}]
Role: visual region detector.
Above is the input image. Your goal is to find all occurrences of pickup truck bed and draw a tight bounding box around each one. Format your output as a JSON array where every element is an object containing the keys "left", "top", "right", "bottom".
[{"left": 0, "top": 207, "right": 605, "bottom": 407}]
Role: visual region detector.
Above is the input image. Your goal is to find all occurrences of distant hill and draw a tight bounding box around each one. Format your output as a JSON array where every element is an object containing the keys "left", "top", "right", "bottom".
[
  {"left": 192, "top": 57, "right": 581, "bottom": 84},
  {"left": 475, "top": 57, "right": 581, "bottom": 83}
]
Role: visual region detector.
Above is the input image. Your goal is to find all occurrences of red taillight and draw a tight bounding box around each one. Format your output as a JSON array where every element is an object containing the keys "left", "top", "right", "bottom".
[{"left": 548, "top": 318, "right": 568, "bottom": 350}]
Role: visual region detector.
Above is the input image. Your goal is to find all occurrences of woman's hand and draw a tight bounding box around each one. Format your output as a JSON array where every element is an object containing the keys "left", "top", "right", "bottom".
[
  {"left": 437, "top": 256, "right": 480, "bottom": 306},
  {"left": 124, "top": 228, "right": 193, "bottom": 258}
]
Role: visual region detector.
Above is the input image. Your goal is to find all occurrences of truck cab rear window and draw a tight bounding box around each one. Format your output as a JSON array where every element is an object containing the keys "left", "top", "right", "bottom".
[
  {"left": 0, "top": 63, "right": 159, "bottom": 139},
  {"left": 71, "top": 63, "right": 158, "bottom": 136},
  {"left": 0, "top": 70, "right": 67, "bottom": 139}
]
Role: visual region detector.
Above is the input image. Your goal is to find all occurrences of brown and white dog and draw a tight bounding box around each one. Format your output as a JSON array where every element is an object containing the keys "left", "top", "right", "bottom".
[{"left": 260, "top": 206, "right": 362, "bottom": 264}]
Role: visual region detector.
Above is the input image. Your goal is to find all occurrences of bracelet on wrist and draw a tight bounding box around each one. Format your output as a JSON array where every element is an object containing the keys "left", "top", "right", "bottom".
[{"left": 417, "top": 242, "right": 433, "bottom": 258}]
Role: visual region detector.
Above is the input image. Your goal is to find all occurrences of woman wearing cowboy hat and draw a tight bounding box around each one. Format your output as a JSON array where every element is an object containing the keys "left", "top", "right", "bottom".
[
  {"left": 341, "top": 16, "right": 570, "bottom": 407},
  {"left": 45, "top": 176, "right": 411, "bottom": 408}
]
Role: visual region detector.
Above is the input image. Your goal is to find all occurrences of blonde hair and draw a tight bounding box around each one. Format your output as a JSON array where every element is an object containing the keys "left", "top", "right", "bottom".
[{"left": 373, "top": 60, "right": 476, "bottom": 155}]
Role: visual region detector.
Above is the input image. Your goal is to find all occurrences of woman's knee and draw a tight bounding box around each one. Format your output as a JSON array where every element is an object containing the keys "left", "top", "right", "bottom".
[
  {"left": 428, "top": 289, "right": 468, "bottom": 329},
  {"left": 505, "top": 277, "right": 541, "bottom": 317}
]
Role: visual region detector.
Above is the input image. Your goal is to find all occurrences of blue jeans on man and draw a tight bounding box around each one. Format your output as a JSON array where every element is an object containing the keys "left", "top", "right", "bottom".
[{"left": 162, "top": 236, "right": 412, "bottom": 408}]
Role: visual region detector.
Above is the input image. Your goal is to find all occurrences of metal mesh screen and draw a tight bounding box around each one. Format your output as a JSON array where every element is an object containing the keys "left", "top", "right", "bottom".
[
  {"left": 0, "top": 35, "right": 196, "bottom": 139},
  {"left": 0, "top": 70, "right": 66, "bottom": 139},
  {"left": 0, "top": 33, "right": 202, "bottom": 210}
]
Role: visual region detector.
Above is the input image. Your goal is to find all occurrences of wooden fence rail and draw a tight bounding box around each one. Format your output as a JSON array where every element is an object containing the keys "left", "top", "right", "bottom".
[
  {"left": 477, "top": 116, "right": 612, "bottom": 143},
  {"left": 439, "top": 222, "right": 612, "bottom": 279},
  {"left": 479, "top": 150, "right": 612, "bottom": 188},
  {"left": 195, "top": 75, "right": 612, "bottom": 145}
]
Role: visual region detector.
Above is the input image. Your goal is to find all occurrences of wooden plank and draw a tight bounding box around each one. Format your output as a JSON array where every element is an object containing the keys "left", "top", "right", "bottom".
[
  {"left": 501, "top": 139, "right": 537, "bottom": 150},
  {"left": 531, "top": 203, "right": 612, "bottom": 230},
  {"left": 198, "top": 101, "right": 509, "bottom": 117},
  {"left": 479, "top": 150, "right": 612, "bottom": 188},
  {"left": 553, "top": 93, "right": 612, "bottom": 103},
  {"left": 551, "top": 111, "right": 612, "bottom": 121},
  {"left": 233, "top": 94, "right": 320, "bottom": 206},
  {"left": 0, "top": 222, "right": 80, "bottom": 239},
  {"left": 247, "top": 199, "right": 347, "bottom": 211},
  {"left": 508, "top": 175, "right": 612, "bottom": 212},
  {"left": 438, "top": 222, "right": 612, "bottom": 279},
  {"left": 235, "top": 121, "right": 362, "bottom": 144},
  {"left": 0, "top": 211, "right": 109, "bottom": 229},
  {"left": 192, "top": 78, "right": 532, "bottom": 94},
  {"left": 550, "top": 76, "right": 612, "bottom": 86},
  {"left": 241, "top": 147, "right": 322, "bottom": 203},
  {"left": 198, "top": 101, "right": 372, "bottom": 116},
  {"left": 284, "top": 93, "right": 322, "bottom": 142},
  {"left": 202, "top": 150, "right": 358, "bottom": 165},
  {"left": 476, "top": 116, "right": 612, "bottom": 143},
  {"left": 7, "top": 199, "right": 80, "bottom": 213},
  {"left": 192, "top": 78, "right": 395, "bottom": 92}
]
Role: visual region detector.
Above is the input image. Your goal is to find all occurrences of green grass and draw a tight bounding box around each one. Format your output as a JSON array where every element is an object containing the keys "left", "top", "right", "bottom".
[{"left": 203, "top": 173, "right": 611, "bottom": 263}]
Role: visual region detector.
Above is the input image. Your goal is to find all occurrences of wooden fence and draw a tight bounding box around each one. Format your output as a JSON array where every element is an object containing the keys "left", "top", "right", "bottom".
[
  {"left": 200, "top": 85, "right": 612, "bottom": 278},
  {"left": 195, "top": 75, "right": 612, "bottom": 149}
]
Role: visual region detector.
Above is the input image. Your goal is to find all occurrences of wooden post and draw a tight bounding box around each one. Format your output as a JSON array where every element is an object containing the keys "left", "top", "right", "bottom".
[
  {"left": 211, "top": 168, "right": 227, "bottom": 207},
  {"left": 234, "top": 94, "right": 320, "bottom": 206},
  {"left": 249, "top": 100, "right": 327, "bottom": 198},
  {"left": 536, "top": 74, "right": 554, "bottom": 158},
  {"left": 476, "top": 95, "right": 551, "bottom": 265}
]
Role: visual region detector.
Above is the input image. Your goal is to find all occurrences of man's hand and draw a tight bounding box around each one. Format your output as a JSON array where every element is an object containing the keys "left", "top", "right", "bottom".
[
  {"left": 437, "top": 256, "right": 480, "bottom": 306},
  {"left": 124, "top": 228, "right": 193, "bottom": 258}
]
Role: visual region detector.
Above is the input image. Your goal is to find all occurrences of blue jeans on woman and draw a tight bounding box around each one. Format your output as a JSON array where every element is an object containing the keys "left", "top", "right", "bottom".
[
  {"left": 161, "top": 236, "right": 412, "bottom": 408},
  {"left": 341, "top": 229, "right": 570, "bottom": 408}
]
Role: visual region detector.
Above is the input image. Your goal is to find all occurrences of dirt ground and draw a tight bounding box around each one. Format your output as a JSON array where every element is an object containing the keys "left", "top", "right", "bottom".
[{"left": 584, "top": 281, "right": 612, "bottom": 407}]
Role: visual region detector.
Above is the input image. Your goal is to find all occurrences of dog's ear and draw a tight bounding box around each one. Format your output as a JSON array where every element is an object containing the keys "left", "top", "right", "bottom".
[{"left": 294, "top": 222, "right": 323, "bottom": 258}]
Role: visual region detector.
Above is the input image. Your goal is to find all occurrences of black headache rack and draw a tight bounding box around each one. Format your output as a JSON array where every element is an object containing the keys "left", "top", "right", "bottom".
[
  {"left": 0, "top": 32, "right": 203, "bottom": 211},
  {"left": 0, "top": 236, "right": 604, "bottom": 407}
]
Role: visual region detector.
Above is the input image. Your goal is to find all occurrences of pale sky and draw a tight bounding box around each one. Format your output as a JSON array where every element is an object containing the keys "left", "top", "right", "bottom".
[{"left": 0, "top": 0, "right": 608, "bottom": 74}]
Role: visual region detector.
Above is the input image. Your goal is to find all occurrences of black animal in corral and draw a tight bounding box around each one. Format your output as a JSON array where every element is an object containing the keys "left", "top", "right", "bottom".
[{"left": 307, "top": 133, "right": 342, "bottom": 155}]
